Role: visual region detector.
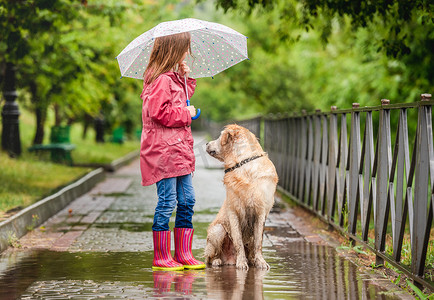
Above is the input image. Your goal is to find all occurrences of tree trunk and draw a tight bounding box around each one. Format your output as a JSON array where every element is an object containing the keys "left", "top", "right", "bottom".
[
  {"left": 33, "top": 107, "right": 47, "bottom": 145},
  {"left": 30, "top": 81, "right": 46, "bottom": 145}
]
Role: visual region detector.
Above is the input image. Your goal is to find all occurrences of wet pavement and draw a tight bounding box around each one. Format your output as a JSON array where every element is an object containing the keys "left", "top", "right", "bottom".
[{"left": 0, "top": 133, "right": 413, "bottom": 299}]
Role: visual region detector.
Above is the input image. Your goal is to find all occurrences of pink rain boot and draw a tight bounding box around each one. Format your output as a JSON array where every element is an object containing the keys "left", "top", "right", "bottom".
[
  {"left": 152, "top": 231, "right": 184, "bottom": 271},
  {"left": 173, "top": 228, "right": 206, "bottom": 270}
]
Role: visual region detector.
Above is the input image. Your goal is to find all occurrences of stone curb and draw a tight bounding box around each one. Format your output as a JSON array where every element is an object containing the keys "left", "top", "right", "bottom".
[{"left": 0, "top": 168, "right": 105, "bottom": 253}]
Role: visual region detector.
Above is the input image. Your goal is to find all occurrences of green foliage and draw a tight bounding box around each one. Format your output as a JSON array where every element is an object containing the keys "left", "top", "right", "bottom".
[
  {"left": 1, "top": 0, "right": 189, "bottom": 144},
  {"left": 370, "top": 262, "right": 384, "bottom": 269},
  {"left": 192, "top": 1, "right": 314, "bottom": 119},
  {"left": 0, "top": 0, "right": 79, "bottom": 62},
  {"left": 337, "top": 244, "right": 368, "bottom": 255},
  {"left": 1, "top": 0, "right": 432, "bottom": 144},
  {"left": 26, "top": 214, "right": 40, "bottom": 231},
  {"left": 7, "top": 232, "right": 21, "bottom": 248},
  {"left": 209, "top": 0, "right": 434, "bottom": 58},
  {"left": 196, "top": 0, "right": 432, "bottom": 117},
  {"left": 406, "top": 279, "right": 429, "bottom": 299}
]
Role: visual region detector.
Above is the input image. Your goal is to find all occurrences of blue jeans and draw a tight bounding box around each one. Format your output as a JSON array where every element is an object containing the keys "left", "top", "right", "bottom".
[{"left": 153, "top": 174, "right": 195, "bottom": 231}]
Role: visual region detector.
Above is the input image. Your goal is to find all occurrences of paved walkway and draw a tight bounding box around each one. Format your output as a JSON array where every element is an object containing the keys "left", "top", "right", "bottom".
[{"left": 0, "top": 133, "right": 413, "bottom": 299}]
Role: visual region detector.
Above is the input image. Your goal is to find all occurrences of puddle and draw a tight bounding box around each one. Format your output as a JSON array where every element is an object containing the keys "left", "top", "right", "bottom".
[
  {"left": 264, "top": 243, "right": 401, "bottom": 299},
  {"left": 93, "top": 222, "right": 153, "bottom": 233},
  {"left": 0, "top": 243, "right": 404, "bottom": 299},
  {"left": 101, "top": 193, "right": 134, "bottom": 197}
]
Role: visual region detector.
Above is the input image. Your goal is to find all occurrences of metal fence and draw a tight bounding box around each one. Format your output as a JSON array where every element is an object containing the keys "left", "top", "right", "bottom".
[{"left": 237, "top": 94, "right": 433, "bottom": 290}]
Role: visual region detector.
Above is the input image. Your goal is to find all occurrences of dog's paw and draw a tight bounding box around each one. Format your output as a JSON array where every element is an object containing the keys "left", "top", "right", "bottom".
[
  {"left": 255, "top": 261, "right": 270, "bottom": 270},
  {"left": 212, "top": 258, "right": 222, "bottom": 267},
  {"left": 236, "top": 258, "right": 249, "bottom": 270},
  {"left": 253, "top": 257, "right": 270, "bottom": 270}
]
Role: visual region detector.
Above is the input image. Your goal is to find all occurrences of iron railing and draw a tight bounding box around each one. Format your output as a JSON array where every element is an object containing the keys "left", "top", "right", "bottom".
[{"left": 236, "top": 94, "right": 433, "bottom": 290}]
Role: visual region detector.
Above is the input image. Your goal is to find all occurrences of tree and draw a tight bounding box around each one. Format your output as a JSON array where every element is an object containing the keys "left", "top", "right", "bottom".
[
  {"left": 196, "top": 0, "right": 432, "bottom": 113},
  {"left": 0, "top": 0, "right": 88, "bottom": 146},
  {"left": 209, "top": 0, "right": 433, "bottom": 58},
  {"left": 211, "top": 2, "right": 432, "bottom": 72},
  {"left": 1, "top": 0, "right": 197, "bottom": 147}
]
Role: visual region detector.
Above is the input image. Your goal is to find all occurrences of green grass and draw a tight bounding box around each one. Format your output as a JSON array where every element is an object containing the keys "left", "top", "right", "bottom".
[
  {"left": 72, "top": 137, "right": 139, "bottom": 165},
  {"left": 0, "top": 106, "right": 140, "bottom": 217},
  {"left": 0, "top": 151, "right": 92, "bottom": 215}
]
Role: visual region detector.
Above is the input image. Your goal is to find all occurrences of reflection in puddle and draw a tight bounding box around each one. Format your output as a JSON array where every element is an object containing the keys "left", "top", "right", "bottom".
[
  {"left": 153, "top": 270, "right": 205, "bottom": 298},
  {"left": 205, "top": 267, "right": 267, "bottom": 300},
  {"left": 264, "top": 242, "right": 399, "bottom": 299},
  {"left": 0, "top": 244, "right": 402, "bottom": 299}
]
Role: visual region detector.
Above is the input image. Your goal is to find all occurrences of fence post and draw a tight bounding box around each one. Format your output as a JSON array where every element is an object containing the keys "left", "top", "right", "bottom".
[
  {"left": 288, "top": 117, "right": 296, "bottom": 193},
  {"left": 361, "top": 111, "right": 375, "bottom": 241},
  {"left": 312, "top": 109, "right": 322, "bottom": 211},
  {"left": 348, "top": 103, "right": 361, "bottom": 235},
  {"left": 305, "top": 114, "right": 314, "bottom": 205},
  {"left": 298, "top": 111, "right": 308, "bottom": 201},
  {"left": 375, "top": 99, "right": 392, "bottom": 265},
  {"left": 282, "top": 117, "right": 290, "bottom": 191},
  {"left": 291, "top": 117, "right": 299, "bottom": 196},
  {"left": 337, "top": 113, "right": 348, "bottom": 227},
  {"left": 328, "top": 106, "right": 338, "bottom": 222},
  {"left": 320, "top": 113, "right": 329, "bottom": 215},
  {"left": 391, "top": 108, "right": 410, "bottom": 261},
  {"left": 412, "top": 93, "right": 433, "bottom": 277}
]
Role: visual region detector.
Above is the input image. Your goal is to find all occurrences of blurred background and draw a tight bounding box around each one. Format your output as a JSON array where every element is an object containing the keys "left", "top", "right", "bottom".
[{"left": 2, "top": 0, "right": 432, "bottom": 134}]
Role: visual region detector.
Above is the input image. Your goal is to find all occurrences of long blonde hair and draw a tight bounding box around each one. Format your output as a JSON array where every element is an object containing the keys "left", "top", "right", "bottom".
[{"left": 144, "top": 32, "right": 192, "bottom": 84}]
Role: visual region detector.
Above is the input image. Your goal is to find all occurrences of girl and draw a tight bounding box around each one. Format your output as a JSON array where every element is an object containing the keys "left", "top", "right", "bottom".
[{"left": 140, "top": 32, "right": 205, "bottom": 271}]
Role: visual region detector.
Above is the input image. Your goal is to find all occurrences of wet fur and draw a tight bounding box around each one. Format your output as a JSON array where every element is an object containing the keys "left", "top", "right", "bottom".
[{"left": 205, "top": 124, "right": 278, "bottom": 270}]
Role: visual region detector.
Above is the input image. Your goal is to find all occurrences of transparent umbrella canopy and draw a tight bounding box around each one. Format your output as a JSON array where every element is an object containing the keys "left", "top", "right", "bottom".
[{"left": 116, "top": 18, "right": 248, "bottom": 80}]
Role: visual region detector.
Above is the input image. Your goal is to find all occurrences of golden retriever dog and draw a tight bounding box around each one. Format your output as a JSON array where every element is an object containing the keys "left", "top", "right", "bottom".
[{"left": 205, "top": 124, "right": 278, "bottom": 270}]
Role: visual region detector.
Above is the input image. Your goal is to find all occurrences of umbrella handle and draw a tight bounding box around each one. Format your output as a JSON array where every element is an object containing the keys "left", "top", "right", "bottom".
[
  {"left": 184, "top": 75, "right": 201, "bottom": 120},
  {"left": 186, "top": 99, "right": 201, "bottom": 120}
]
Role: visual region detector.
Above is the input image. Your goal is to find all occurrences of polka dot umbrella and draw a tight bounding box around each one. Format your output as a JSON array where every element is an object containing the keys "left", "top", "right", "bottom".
[{"left": 116, "top": 18, "right": 248, "bottom": 80}]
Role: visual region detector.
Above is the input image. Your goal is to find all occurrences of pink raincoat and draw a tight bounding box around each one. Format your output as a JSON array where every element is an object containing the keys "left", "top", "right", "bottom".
[{"left": 140, "top": 71, "right": 196, "bottom": 186}]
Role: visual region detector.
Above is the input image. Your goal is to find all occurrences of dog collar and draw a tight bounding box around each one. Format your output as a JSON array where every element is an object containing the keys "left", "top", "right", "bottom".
[{"left": 224, "top": 154, "right": 264, "bottom": 174}]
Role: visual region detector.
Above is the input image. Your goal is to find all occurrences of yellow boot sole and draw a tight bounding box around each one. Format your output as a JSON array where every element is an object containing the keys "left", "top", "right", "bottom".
[
  {"left": 183, "top": 263, "right": 206, "bottom": 270},
  {"left": 152, "top": 265, "right": 184, "bottom": 271}
]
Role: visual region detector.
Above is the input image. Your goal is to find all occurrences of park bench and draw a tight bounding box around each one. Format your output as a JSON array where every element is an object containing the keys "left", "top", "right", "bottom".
[
  {"left": 28, "top": 125, "right": 76, "bottom": 165},
  {"left": 110, "top": 126, "right": 125, "bottom": 144},
  {"left": 135, "top": 128, "right": 142, "bottom": 140}
]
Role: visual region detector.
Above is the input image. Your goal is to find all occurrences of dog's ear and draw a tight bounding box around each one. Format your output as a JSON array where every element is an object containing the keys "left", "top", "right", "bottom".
[{"left": 221, "top": 129, "right": 234, "bottom": 145}]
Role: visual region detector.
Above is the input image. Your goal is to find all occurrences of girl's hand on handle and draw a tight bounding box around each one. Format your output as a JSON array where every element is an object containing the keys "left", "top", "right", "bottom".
[
  {"left": 178, "top": 61, "right": 191, "bottom": 78},
  {"left": 186, "top": 105, "right": 196, "bottom": 117}
]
